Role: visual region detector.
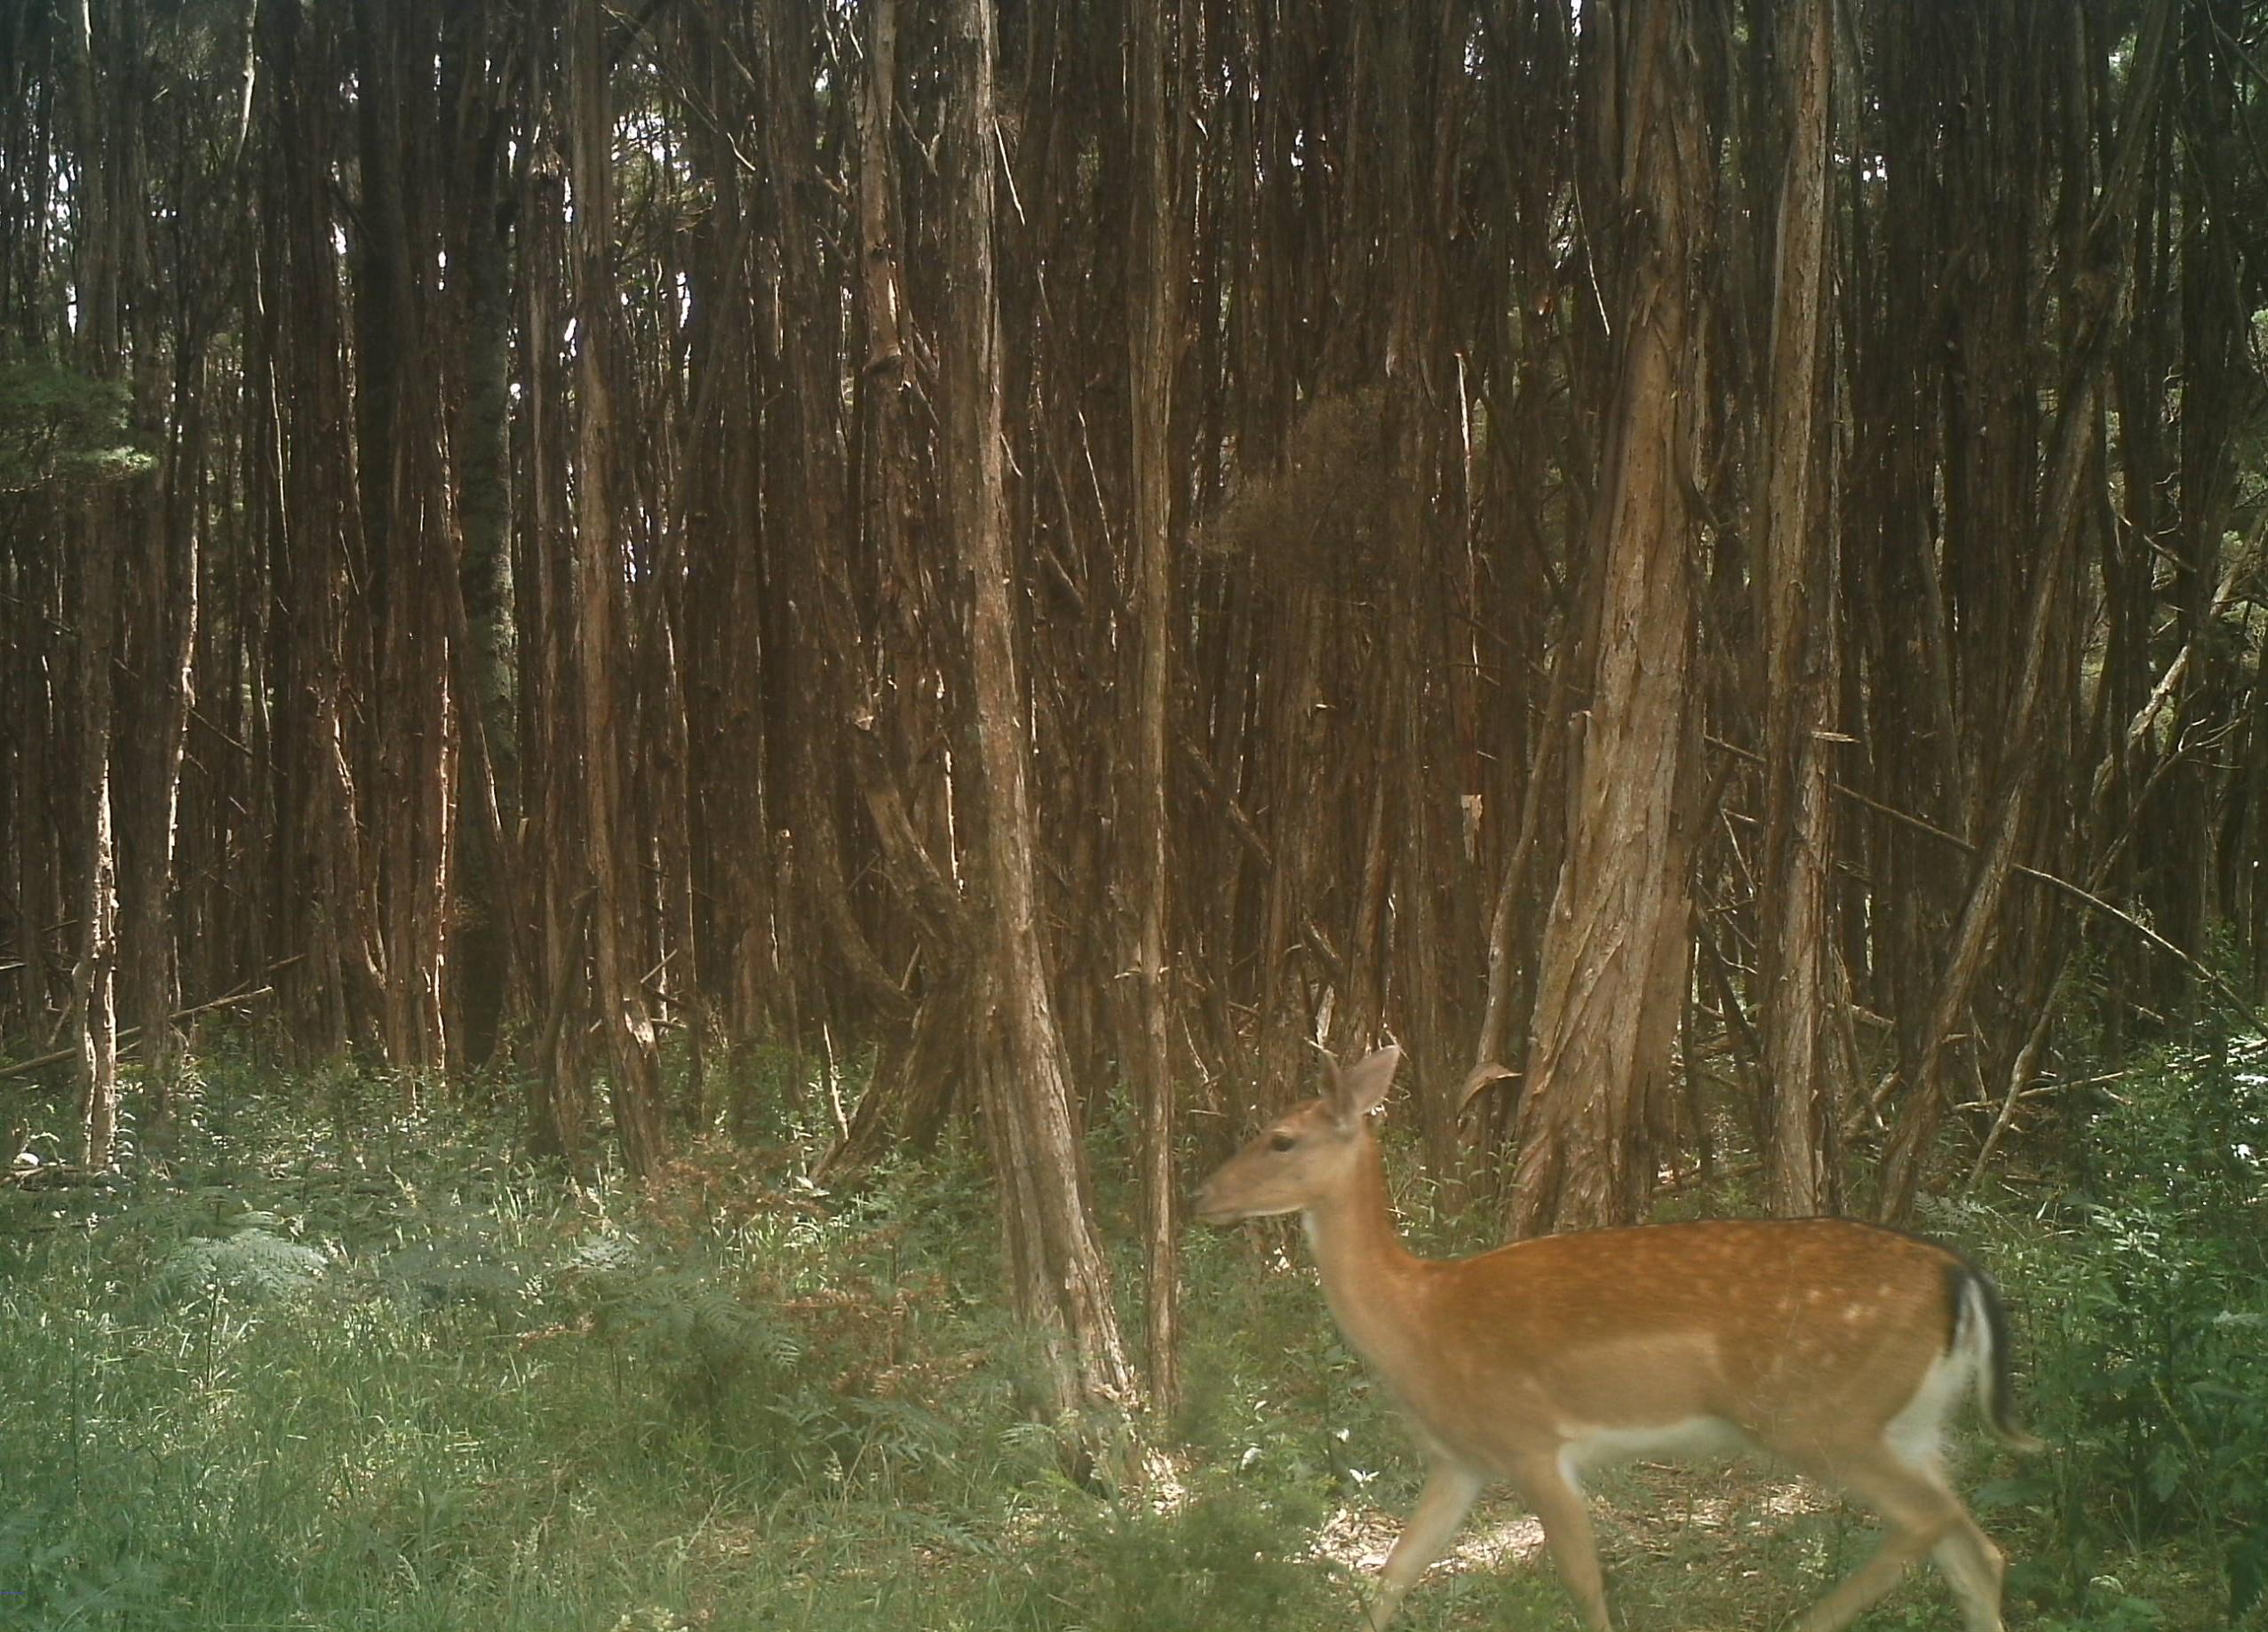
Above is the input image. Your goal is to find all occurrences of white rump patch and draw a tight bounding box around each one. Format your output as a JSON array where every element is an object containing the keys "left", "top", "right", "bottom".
[{"left": 1886, "top": 1349, "right": 1967, "bottom": 1471}]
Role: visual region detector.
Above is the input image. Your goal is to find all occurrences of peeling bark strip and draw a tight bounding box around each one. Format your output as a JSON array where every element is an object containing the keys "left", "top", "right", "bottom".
[{"left": 1510, "top": 0, "right": 1704, "bottom": 1240}]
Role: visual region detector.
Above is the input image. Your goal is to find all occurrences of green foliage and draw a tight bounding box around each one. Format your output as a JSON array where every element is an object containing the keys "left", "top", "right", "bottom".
[
  {"left": 0, "top": 1055, "right": 1159, "bottom": 1628},
  {"left": 0, "top": 354, "right": 154, "bottom": 491},
  {"left": 714, "top": 1040, "right": 832, "bottom": 1145},
  {"left": 2028, "top": 1598, "right": 2171, "bottom": 1632},
  {"left": 2012, "top": 1031, "right": 2268, "bottom": 1624},
  {"left": 1007, "top": 1484, "right": 1340, "bottom": 1632},
  {"left": 153, "top": 1219, "right": 330, "bottom": 1302}
]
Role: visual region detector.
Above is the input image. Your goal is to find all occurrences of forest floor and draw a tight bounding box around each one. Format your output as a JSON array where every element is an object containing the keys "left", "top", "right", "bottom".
[{"left": 0, "top": 1042, "right": 2254, "bottom": 1632}]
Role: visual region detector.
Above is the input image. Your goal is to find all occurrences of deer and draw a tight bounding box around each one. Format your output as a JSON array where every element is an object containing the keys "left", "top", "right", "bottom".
[{"left": 1193, "top": 1045, "right": 2042, "bottom": 1632}]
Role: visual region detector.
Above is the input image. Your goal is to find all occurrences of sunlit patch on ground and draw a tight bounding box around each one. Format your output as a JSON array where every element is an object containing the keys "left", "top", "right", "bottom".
[
  {"left": 1309, "top": 1463, "right": 1840, "bottom": 1588},
  {"left": 1309, "top": 1497, "right": 1550, "bottom": 1575}
]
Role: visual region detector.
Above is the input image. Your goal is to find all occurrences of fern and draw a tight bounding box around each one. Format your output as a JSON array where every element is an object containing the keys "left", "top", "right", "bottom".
[{"left": 155, "top": 1227, "right": 329, "bottom": 1302}]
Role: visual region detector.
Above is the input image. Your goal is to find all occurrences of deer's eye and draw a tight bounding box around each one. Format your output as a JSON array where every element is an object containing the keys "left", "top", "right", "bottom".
[{"left": 1269, "top": 1132, "right": 1297, "bottom": 1152}]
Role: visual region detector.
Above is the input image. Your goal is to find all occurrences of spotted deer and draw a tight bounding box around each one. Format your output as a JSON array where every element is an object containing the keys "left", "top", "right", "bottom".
[{"left": 1194, "top": 1046, "right": 2041, "bottom": 1632}]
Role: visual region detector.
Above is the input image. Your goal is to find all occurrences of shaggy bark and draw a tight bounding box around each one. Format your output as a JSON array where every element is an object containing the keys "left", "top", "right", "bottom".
[{"left": 1509, "top": 0, "right": 1705, "bottom": 1238}]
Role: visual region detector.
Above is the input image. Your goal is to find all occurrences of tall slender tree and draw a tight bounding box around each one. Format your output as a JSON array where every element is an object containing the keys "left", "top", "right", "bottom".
[
  {"left": 1755, "top": 0, "right": 1842, "bottom": 1217},
  {"left": 943, "top": 0, "right": 1133, "bottom": 1415},
  {"left": 567, "top": 0, "right": 666, "bottom": 1176},
  {"left": 1126, "top": 0, "right": 1187, "bottom": 1417},
  {"left": 68, "top": 0, "right": 127, "bottom": 1168}
]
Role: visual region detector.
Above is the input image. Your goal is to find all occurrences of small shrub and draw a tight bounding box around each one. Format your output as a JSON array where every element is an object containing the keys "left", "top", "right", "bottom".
[
  {"left": 1007, "top": 1481, "right": 1338, "bottom": 1632},
  {"left": 2024, "top": 1031, "right": 2268, "bottom": 1621}
]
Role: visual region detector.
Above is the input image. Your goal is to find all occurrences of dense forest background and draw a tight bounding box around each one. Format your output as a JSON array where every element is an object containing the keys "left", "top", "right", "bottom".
[{"left": 4, "top": 0, "right": 2266, "bottom": 1424}]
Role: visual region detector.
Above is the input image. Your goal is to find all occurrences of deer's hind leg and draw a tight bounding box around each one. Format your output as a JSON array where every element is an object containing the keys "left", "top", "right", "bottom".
[
  {"left": 1510, "top": 1452, "right": 1613, "bottom": 1632},
  {"left": 1783, "top": 1445, "right": 2003, "bottom": 1632}
]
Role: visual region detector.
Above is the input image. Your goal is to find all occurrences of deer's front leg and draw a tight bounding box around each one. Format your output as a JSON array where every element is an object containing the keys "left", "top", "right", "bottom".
[{"left": 1361, "top": 1462, "right": 1484, "bottom": 1630}]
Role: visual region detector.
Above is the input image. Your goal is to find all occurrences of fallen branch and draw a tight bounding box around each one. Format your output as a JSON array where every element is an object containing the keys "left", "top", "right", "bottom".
[{"left": 3, "top": 974, "right": 287, "bottom": 1079}]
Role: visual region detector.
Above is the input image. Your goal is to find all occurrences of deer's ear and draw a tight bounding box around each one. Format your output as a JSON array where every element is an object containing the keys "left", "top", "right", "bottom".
[{"left": 1330, "top": 1046, "right": 1401, "bottom": 1125}]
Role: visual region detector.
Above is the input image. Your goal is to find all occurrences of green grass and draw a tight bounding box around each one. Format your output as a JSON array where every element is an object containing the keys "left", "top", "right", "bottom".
[
  {"left": 0, "top": 1039, "right": 2256, "bottom": 1630},
  {"left": 0, "top": 1054, "right": 1345, "bottom": 1632}
]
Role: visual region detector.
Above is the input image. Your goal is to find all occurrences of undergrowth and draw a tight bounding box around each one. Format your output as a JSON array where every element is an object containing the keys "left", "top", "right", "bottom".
[
  {"left": 0, "top": 1044, "right": 1348, "bottom": 1632},
  {"left": 1993, "top": 1027, "right": 2268, "bottom": 1629},
  {"left": 0, "top": 1029, "right": 2260, "bottom": 1630}
]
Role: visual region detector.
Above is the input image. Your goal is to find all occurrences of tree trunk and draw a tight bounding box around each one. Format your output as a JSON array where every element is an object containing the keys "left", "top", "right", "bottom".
[
  {"left": 568, "top": 0, "right": 665, "bottom": 1178},
  {"left": 1509, "top": 0, "right": 1703, "bottom": 1240},
  {"left": 116, "top": 333, "right": 201, "bottom": 1126},
  {"left": 69, "top": 0, "right": 123, "bottom": 1169},
  {"left": 1126, "top": 0, "right": 1184, "bottom": 1419},
  {"left": 519, "top": 129, "right": 590, "bottom": 1166},
  {"left": 1756, "top": 0, "right": 1842, "bottom": 1218},
  {"left": 441, "top": 0, "right": 521, "bottom": 1070},
  {"left": 943, "top": 0, "right": 1134, "bottom": 1417}
]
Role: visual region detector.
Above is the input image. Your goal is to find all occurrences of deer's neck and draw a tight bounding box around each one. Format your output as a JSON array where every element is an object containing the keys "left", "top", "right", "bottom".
[{"left": 1302, "top": 1135, "right": 1427, "bottom": 1372}]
